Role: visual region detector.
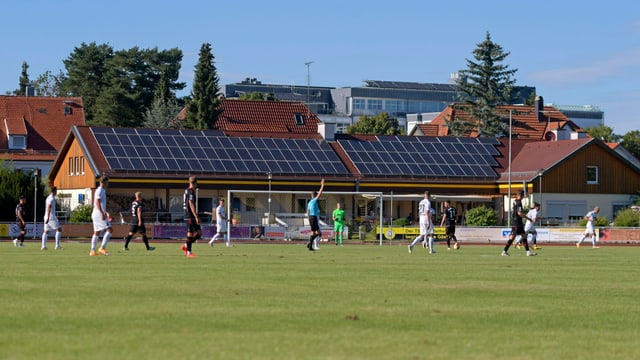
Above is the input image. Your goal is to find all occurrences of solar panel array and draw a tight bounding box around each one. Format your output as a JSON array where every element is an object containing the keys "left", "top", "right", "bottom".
[
  {"left": 91, "top": 127, "right": 349, "bottom": 176},
  {"left": 337, "top": 135, "right": 500, "bottom": 178}
]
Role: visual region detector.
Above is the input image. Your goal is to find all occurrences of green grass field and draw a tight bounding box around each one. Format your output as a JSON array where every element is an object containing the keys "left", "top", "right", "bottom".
[{"left": 1, "top": 241, "right": 639, "bottom": 360}]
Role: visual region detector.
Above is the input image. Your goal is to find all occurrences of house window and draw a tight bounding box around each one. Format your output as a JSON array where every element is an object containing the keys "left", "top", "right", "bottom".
[
  {"left": 69, "top": 157, "right": 74, "bottom": 176},
  {"left": 294, "top": 113, "right": 304, "bottom": 125},
  {"left": 74, "top": 157, "right": 79, "bottom": 175},
  {"left": 587, "top": 166, "right": 598, "bottom": 184},
  {"left": 9, "top": 135, "right": 26, "bottom": 150},
  {"left": 80, "top": 156, "right": 85, "bottom": 175},
  {"left": 353, "top": 98, "right": 365, "bottom": 110}
]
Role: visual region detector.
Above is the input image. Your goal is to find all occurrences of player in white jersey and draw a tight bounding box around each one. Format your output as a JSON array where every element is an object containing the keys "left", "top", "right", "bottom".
[
  {"left": 408, "top": 191, "right": 435, "bottom": 254},
  {"left": 42, "top": 187, "right": 63, "bottom": 250},
  {"left": 89, "top": 175, "right": 113, "bottom": 256},
  {"left": 515, "top": 202, "right": 541, "bottom": 250},
  {"left": 209, "top": 198, "right": 231, "bottom": 247},
  {"left": 577, "top": 206, "right": 600, "bottom": 249}
]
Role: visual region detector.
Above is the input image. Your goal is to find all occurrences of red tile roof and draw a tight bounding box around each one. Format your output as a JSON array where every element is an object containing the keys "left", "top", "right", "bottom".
[
  {"left": 428, "top": 103, "right": 580, "bottom": 140},
  {"left": 0, "top": 96, "right": 86, "bottom": 160},
  {"left": 216, "top": 100, "right": 320, "bottom": 135}
]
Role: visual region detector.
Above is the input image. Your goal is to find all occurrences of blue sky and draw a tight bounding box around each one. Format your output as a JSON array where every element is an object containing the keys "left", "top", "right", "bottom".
[{"left": 2, "top": 1, "right": 639, "bottom": 134}]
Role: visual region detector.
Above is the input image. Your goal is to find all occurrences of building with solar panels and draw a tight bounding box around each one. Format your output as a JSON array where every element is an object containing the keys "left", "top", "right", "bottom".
[
  {"left": 221, "top": 77, "right": 536, "bottom": 134},
  {"left": 47, "top": 99, "right": 640, "bottom": 238}
]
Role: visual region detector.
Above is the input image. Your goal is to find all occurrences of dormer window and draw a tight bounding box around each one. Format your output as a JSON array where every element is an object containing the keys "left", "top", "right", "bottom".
[
  {"left": 9, "top": 135, "right": 26, "bottom": 150},
  {"left": 294, "top": 113, "right": 304, "bottom": 125}
]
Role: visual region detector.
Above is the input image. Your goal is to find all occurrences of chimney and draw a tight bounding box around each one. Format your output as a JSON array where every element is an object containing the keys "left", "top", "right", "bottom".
[
  {"left": 318, "top": 122, "right": 336, "bottom": 141},
  {"left": 535, "top": 95, "right": 544, "bottom": 122}
]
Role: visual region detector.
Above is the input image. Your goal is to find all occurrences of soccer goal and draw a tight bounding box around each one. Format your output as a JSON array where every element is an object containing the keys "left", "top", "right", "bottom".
[{"left": 226, "top": 189, "right": 385, "bottom": 245}]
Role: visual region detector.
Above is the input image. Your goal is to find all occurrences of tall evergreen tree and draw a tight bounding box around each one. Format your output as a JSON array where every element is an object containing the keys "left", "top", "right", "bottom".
[
  {"left": 13, "top": 61, "right": 30, "bottom": 96},
  {"left": 450, "top": 32, "right": 518, "bottom": 137},
  {"left": 185, "top": 43, "right": 222, "bottom": 130},
  {"left": 61, "top": 42, "right": 114, "bottom": 123},
  {"left": 143, "top": 72, "right": 183, "bottom": 129}
]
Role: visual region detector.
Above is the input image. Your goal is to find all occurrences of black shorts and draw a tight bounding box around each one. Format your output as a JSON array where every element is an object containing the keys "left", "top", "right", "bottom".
[
  {"left": 187, "top": 219, "right": 201, "bottom": 234},
  {"left": 512, "top": 224, "right": 525, "bottom": 236},
  {"left": 129, "top": 224, "right": 146, "bottom": 234},
  {"left": 17, "top": 222, "right": 26, "bottom": 231},
  {"left": 445, "top": 225, "right": 456, "bottom": 236},
  {"left": 309, "top": 215, "right": 320, "bottom": 232}
]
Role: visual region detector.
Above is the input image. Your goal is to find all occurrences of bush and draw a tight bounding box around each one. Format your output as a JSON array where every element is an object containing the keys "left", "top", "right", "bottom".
[
  {"left": 392, "top": 217, "right": 410, "bottom": 226},
  {"left": 578, "top": 216, "right": 609, "bottom": 227},
  {"left": 465, "top": 206, "right": 498, "bottom": 226},
  {"left": 613, "top": 208, "right": 640, "bottom": 227},
  {"left": 69, "top": 204, "right": 92, "bottom": 223}
]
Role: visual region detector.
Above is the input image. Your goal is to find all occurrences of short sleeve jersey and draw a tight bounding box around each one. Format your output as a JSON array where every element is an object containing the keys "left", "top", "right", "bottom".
[
  {"left": 525, "top": 208, "right": 538, "bottom": 227},
  {"left": 183, "top": 187, "right": 197, "bottom": 220},
  {"left": 308, "top": 197, "right": 320, "bottom": 217},
  {"left": 131, "top": 199, "right": 143, "bottom": 225},
  {"left": 585, "top": 210, "right": 597, "bottom": 225},
  {"left": 92, "top": 187, "right": 106, "bottom": 217},
  {"left": 512, "top": 199, "right": 524, "bottom": 226},
  {"left": 16, "top": 203, "right": 25, "bottom": 223},
  {"left": 444, "top": 207, "right": 457, "bottom": 227},
  {"left": 216, "top": 205, "right": 226, "bottom": 225},
  {"left": 46, "top": 194, "right": 58, "bottom": 221},
  {"left": 418, "top": 198, "right": 431, "bottom": 225},
  {"left": 333, "top": 208, "right": 345, "bottom": 225}
]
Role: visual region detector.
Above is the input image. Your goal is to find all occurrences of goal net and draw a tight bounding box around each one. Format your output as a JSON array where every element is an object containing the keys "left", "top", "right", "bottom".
[{"left": 226, "top": 189, "right": 384, "bottom": 245}]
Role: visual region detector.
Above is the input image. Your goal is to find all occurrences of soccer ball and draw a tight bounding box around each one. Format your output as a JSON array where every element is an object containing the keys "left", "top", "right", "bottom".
[{"left": 454, "top": 243, "right": 460, "bottom": 250}]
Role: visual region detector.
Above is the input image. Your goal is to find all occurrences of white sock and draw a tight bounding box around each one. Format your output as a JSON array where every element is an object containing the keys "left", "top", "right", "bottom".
[
  {"left": 91, "top": 235, "right": 99, "bottom": 251},
  {"left": 55, "top": 231, "right": 62, "bottom": 248},
  {"left": 41, "top": 232, "right": 48, "bottom": 248},
  {"left": 410, "top": 236, "right": 422, "bottom": 247},
  {"left": 100, "top": 232, "right": 112, "bottom": 248},
  {"left": 578, "top": 236, "right": 586, "bottom": 245},
  {"left": 428, "top": 236, "right": 434, "bottom": 250}
]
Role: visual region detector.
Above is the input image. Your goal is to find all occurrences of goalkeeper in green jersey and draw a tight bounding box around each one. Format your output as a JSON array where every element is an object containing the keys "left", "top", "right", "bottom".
[{"left": 332, "top": 202, "right": 346, "bottom": 246}]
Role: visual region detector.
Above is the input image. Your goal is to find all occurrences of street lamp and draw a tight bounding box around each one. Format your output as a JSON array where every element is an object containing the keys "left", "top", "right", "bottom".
[
  {"left": 507, "top": 109, "right": 513, "bottom": 227},
  {"left": 267, "top": 171, "right": 272, "bottom": 224}
]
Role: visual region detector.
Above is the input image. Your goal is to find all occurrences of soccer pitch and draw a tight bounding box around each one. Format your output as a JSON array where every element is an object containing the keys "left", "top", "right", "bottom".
[{"left": 1, "top": 242, "right": 639, "bottom": 360}]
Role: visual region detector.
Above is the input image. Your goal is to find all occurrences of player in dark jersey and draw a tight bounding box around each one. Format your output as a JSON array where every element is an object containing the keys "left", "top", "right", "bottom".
[
  {"left": 502, "top": 190, "right": 537, "bottom": 257},
  {"left": 14, "top": 195, "right": 27, "bottom": 247},
  {"left": 182, "top": 176, "right": 201, "bottom": 257},
  {"left": 123, "top": 192, "right": 155, "bottom": 251},
  {"left": 440, "top": 200, "right": 459, "bottom": 250}
]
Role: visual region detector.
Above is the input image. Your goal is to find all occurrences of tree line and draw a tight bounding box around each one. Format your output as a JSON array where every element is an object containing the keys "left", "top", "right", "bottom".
[
  {"left": 7, "top": 35, "right": 640, "bottom": 159},
  {"left": 9, "top": 42, "right": 221, "bottom": 130}
]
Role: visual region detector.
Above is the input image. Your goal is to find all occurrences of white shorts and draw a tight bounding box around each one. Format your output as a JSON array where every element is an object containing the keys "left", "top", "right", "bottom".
[
  {"left": 419, "top": 222, "right": 434, "bottom": 236},
  {"left": 525, "top": 223, "right": 536, "bottom": 234},
  {"left": 216, "top": 221, "right": 228, "bottom": 234},
  {"left": 585, "top": 223, "right": 595, "bottom": 235},
  {"left": 44, "top": 219, "right": 60, "bottom": 232},
  {"left": 92, "top": 213, "right": 112, "bottom": 232}
]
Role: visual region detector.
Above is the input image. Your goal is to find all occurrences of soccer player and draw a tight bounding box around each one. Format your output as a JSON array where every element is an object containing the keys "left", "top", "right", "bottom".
[
  {"left": 525, "top": 202, "right": 541, "bottom": 250},
  {"left": 577, "top": 206, "right": 600, "bottom": 249},
  {"left": 42, "top": 187, "right": 63, "bottom": 250},
  {"left": 333, "top": 202, "right": 346, "bottom": 246},
  {"left": 408, "top": 191, "right": 435, "bottom": 254},
  {"left": 208, "top": 198, "right": 231, "bottom": 247},
  {"left": 182, "top": 176, "right": 201, "bottom": 257},
  {"left": 306, "top": 178, "right": 325, "bottom": 251},
  {"left": 123, "top": 192, "right": 155, "bottom": 251},
  {"left": 502, "top": 190, "right": 537, "bottom": 257},
  {"left": 14, "top": 196, "right": 27, "bottom": 247},
  {"left": 440, "top": 200, "right": 459, "bottom": 250},
  {"left": 89, "top": 175, "right": 112, "bottom": 256}
]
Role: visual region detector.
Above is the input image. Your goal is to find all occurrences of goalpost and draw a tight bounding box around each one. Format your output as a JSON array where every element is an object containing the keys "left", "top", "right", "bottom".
[{"left": 227, "top": 190, "right": 385, "bottom": 245}]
